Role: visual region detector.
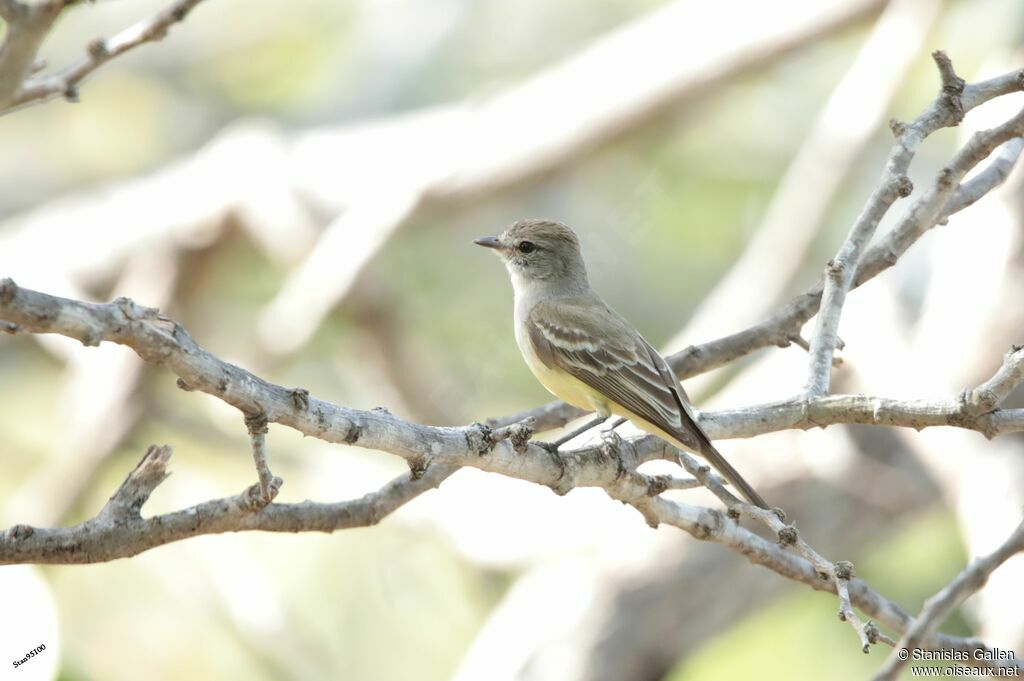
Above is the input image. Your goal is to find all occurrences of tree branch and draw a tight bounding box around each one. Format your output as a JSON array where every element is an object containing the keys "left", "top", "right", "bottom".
[
  {"left": 805, "top": 52, "right": 1023, "bottom": 396},
  {"left": 1, "top": 445, "right": 456, "bottom": 564},
  {"left": 0, "top": 0, "right": 66, "bottom": 108},
  {"left": 871, "top": 518, "right": 1024, "bottom": 681},
  {"left": 492, "top": 64, "right": 1024, "bottom": 435},
  {"left": 3, "top": 280, "right": 1024, "bottom": 667},
  {"left": 667, "top": 0, "right": 942, "bottom": 353},
  {"left": 1, "top": 51, "right": 1022, "bottom": 662},
  {"left": 0, "top": 0, "right": 208, "bottom": 114},
  {"left": 640, "top": 497, "right": 1020, "bottom": 673}
]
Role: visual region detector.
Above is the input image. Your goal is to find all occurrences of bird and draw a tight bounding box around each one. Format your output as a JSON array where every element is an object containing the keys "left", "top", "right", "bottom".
[{"left": 474, "top": 218, "right": 769, "bottom": 509}]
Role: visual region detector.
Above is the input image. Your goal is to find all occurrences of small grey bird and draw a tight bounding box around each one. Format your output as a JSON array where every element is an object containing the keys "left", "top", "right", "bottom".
[{"left": 475, "top": 218, "right": 769, "bottom": 509}]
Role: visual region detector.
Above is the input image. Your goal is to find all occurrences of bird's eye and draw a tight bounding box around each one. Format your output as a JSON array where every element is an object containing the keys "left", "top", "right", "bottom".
[{"left": 517, "top": 241, "right": 536, "bottom": 254}]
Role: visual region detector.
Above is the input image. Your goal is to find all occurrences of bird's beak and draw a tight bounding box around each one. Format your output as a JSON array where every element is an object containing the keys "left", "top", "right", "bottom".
[{"left": 473, "top": 236, "right": 507, "bottom": 251}]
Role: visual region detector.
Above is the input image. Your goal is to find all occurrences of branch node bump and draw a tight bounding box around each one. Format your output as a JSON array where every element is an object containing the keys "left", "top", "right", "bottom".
[
  {"left": 936, "top": 167, "right": 955, "bottom": 190},
  {"left": 408, "top": 458, "right": 429, "bottom": 480},
  {"left": 507, "top": 420, "right": 535, "bottom": 454},
  {"left": 372, "top": 405, "right": 391, "bottom": 415},
  {"left": 289, "top": 387, "right": 309, "bottom": 411},
  {"left": 0, "top": 278, "right": 16, "bottom": 304},
  {"left": 864, "top": 620, "right": 880, "bottom": 645},
  {"left": 244, "top": 477, "right": 281, "bottom": 510},
  {"left": 175, "top": 377, "right": 193, "bottom": 391},
  {"left": 834, "top": 560, "right": 855, "bottom": 581},
  {"left": 87, "top": 37, "right": 107, "bottom": 58},
  {"left": 777, "top": 525, "right": 798, "bottom": 546},
  {"left": 341, "top": 420, "right": 361, "bottom": 444},
  {"left": 466, "top": 422, "right": 493, "bottom": 455},
  {"left": 63, "top": 84, "right": 79, "bottom": 103},
  {"left": 0, "top": 320, "right": 18, "bottom": 334},
  {"left": 113, "top": 296, "right": 157, "bottom": 321},
  {"left": 488, "top": 417, "right": 536, "bottom": 454},
  {"left": 893, "top": 175, "right": 913, "bottom": 198},
  {"left": 244, "top": 410, "right": 269, "bottom": 436},
  {"left": 825, "top": 258, "right": 843, "bottom": 278},
  {"left": 646, "top": 474, "right": 669, "bottom": 497},
  {"left": 888, "top": 118, "right": 906, "bottom": 138},
  {"left": 9, "top": 524, "right": 35, "bottom": 541}
]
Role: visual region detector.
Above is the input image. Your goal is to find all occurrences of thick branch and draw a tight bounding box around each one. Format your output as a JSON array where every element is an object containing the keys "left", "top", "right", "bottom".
[
  {"left": 0, "top": 0, "right": 65, "bottom": 108},
  {"left": 2, "top": 281, "right": 1022, "bottom": 478},
  {"left": 2, "top": 282, "right": 1023, "bottom": 668}
]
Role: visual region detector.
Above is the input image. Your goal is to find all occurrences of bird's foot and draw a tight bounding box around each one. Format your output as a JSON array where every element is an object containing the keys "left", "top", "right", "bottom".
[{"left": 536, "top": 440, "right": 569, "bottom": 491}]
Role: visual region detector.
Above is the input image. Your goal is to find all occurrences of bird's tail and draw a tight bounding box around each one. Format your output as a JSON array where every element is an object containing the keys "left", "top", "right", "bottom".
[{"left": 691, "top": 439, "right": 770, "bottom": 510}]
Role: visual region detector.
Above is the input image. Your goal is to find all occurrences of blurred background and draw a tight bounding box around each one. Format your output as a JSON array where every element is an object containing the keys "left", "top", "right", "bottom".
[{"left": 1, "top": 0, "right": 1024, "bottom": 679}]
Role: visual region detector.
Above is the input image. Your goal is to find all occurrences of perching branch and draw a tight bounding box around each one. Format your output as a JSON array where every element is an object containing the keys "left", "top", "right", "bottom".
[
  {"left": 2, "top": 278, "right": 1024, "bottom": 669},
  {"left": 2, "top": 279, "right": 1023, "bottom": 483},
  {"left": 0, "top": 0, "right": 208, "bottom": 114}
]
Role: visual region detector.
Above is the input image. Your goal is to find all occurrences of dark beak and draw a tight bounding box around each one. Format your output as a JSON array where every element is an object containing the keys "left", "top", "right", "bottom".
[{"left": 473, "top": 236, "right": 506, "bottom": 251}]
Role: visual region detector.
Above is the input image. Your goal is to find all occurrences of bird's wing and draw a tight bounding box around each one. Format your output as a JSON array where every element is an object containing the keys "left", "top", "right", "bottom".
[
  {"left": 527, "top": 295, "right": 770, "bottom": 509},
  {"left": 526, "top": 296, "right": 702, "bottom": 452}
]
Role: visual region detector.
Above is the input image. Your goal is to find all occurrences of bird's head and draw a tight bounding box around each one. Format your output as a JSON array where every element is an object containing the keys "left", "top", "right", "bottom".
[{"left": 474, "top": 219, "right": 588, "bottom": 288}]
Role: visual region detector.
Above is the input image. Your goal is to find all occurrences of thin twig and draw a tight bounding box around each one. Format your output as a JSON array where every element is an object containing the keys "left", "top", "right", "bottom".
[
  {"left": 3, "top": 0, "right": 209, "bottom": 113},
  {"left": 244, "top": 411, "right": 282, "bottom": 507},
  {"left": 1, "top": 445, "right": 456, "bottom": 564},
  {"left": 871, "top": 518, "right": 1024, "bottom": 681},
  {"left": 491, "top": 99, "right": 1024, "bottom": 435},
  {"left": 807, "top": 52, "right": 990, "bottom": 397}
]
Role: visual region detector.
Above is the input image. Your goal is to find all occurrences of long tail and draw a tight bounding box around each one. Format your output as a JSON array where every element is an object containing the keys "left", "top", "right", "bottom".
[
  {"left": 664, "top": 382, "right": 770, "bottom": 509},
  {"left": 692, "top": 439, "right": 770, "bottom": 510}
]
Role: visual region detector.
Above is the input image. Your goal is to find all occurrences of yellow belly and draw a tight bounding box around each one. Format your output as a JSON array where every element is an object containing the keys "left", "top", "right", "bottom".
[{"left": 531, "top": 357, "right": 610, "bottom": 414}]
